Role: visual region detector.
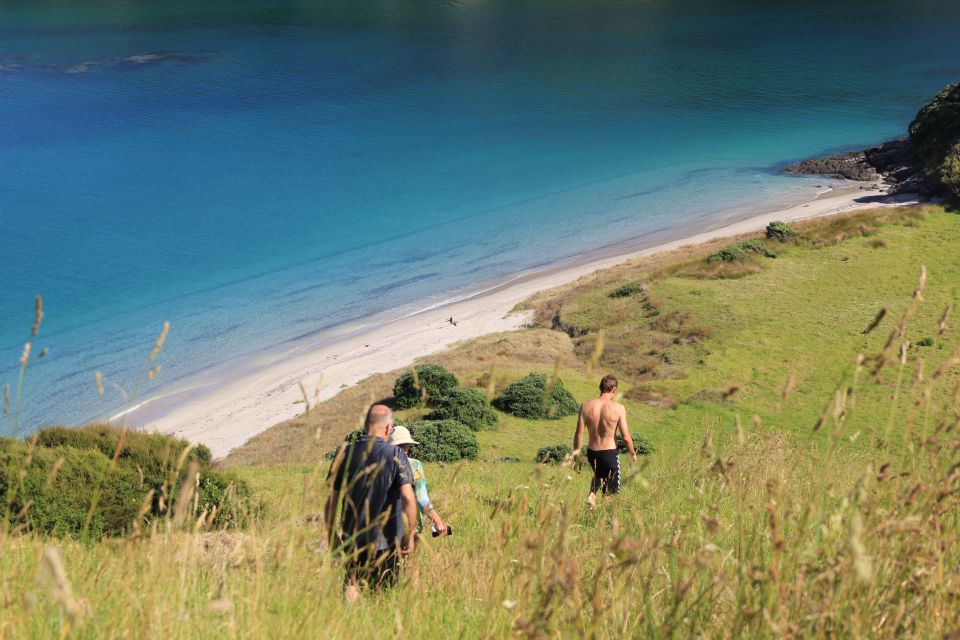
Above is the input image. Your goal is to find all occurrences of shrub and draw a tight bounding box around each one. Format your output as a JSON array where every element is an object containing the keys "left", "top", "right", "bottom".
[
  {"left": 766, "top": 220, "right": 795, "bottom": 242},
  {"left": 942, "top": 143, "right": 960, "bottom": 202},
  {"left": 535, "top": 444, "right": 572, "bottom": 464},
  {"left": 916, "top": 337, "right": 935, "bottom": 347},
  {"left": 324, "top": 428, "right": 366, "bottom": 460},
  {"left": 616, "top": 433, "right": 656, "bottom": 456},
  {"left": 609, "top": 282, "right": 644, "bottom": 299},
  {"left": 908, "top": 81, "right": 960, "bottom": 193},
  {"left": 198, "top": 469, "right": 256, "bottom": 528},
  {"left": 429, "top": 387, "right": 498, "bottom": 430},
  {"left": 0, "top": 439, "right": 144, "bottom": 539},
  {"left": 393, "top": 364, "right": 459, "bottom": 409},
  {"left": 494, "top": 374, "right": 579, "bottom": 420},
  {"left": 34, "top": 424, "right": 211, "bottom": 486},
  {"left": 707, "top": 240, "right": 777, "bottom": 264},
  {"left": 408, "top": 420, "right": 478, "bottom": 462},
  {"left": 4, "top": 425, "right": 253, "bottom": 537}
]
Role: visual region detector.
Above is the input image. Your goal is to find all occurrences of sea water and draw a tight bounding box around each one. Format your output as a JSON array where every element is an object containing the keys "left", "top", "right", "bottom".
[{"left": 2, "top": 0, "right": 959, "bottom": 432}]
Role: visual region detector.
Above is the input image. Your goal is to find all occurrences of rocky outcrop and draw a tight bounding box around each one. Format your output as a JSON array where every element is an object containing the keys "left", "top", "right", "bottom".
[
  {"left": 785, "top": 151, "right": 879, "bottom": 182},
  {"left": 785, "top": 138, "right": 926, "bottom": 194},
  {"left": 786, "top": 81, "right": 960, "bottom": 199}
]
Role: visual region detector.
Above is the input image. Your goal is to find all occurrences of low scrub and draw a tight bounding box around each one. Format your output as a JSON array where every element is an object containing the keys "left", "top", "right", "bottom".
[
  {"left": 408, "top": 420, "right": 478, "bottom": 462},
  {"left": 535, "top": 444, "right": 572, "bottom": 464},
  {"left": 393, "top": 364, "right": 459, "bottom": 409},
  {"left": 765, "top": 220, "right": 795, "bottom": 242},
  {"left": 608, "top": 282, "right": 644, "bottom": 298},
  {"left": 429, "top": 387, "right": 498, "bottom": 431},
  {"left": 616, "top": 433, "right": 656, "bottom": 456},
  {"left": 493, "top": 373, "right": 579, "bottom": 420},
  {"left": 1, "top": 425, "right": 254, "bottom": 539},
  {"left": 706, "top": 240, "right": 777, "bottom": 263},
  {"left": 942, "top": 143, "right": 960, "bottom": 203}
]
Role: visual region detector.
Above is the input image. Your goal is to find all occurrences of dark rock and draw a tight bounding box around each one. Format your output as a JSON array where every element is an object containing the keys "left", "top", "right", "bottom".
[
  {"left": 864, "top": 139, "right": 916, "bottom": 180},
  {"left": 785, "top": 137, "right": 930, "bottom": 195},
  {"left": 785, "top": 151, "right": 878, "bottom": 181}
]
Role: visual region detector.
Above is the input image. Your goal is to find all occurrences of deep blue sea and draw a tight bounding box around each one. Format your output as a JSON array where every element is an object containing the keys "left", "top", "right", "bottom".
[{"left": 2, "top": 0, "right": 959, "bottom": 434}]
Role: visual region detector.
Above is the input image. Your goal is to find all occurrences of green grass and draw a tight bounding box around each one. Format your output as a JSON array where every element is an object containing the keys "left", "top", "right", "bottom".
[{"left": 3, "top": 206, "right": 960, "bottom": 638}]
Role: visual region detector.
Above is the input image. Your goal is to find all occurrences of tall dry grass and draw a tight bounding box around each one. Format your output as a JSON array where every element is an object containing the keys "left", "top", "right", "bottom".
[{"left": 1, "top": 264, "right": 959, "bottom": 638}]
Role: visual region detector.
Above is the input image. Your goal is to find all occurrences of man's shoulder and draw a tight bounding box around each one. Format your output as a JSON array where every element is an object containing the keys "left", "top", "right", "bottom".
[{"left": 600, "top": 399, "right": 627, "bottom": 414}]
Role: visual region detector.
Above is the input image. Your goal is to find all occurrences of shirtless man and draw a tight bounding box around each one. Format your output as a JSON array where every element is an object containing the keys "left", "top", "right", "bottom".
[{"left": 572, "top": 374, "right": 637, "bottom": 505}]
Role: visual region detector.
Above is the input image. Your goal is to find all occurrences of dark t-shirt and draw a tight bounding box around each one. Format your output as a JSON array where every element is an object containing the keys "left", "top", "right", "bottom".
[{"left": 328, "top": 435, "right": 413, "bottom": 552}]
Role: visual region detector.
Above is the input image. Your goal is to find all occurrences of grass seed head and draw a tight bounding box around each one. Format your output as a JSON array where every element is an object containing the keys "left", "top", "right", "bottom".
[
  {"left": 31, "top": 294, "right": 44, "bottom": 337},
  {"left": 149, "top": 321, "right": 170, "bottom": 362},
  {"left": 19, "top": 342, "right": 31, "bottom": 367},
  {"left": 937, "top": 304, "right": 951, "bottom": 335}
]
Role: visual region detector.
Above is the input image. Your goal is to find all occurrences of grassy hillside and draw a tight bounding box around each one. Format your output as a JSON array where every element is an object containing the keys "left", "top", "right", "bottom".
[{"left": 2, "top": 205, "right": 960, "bottom": 638}]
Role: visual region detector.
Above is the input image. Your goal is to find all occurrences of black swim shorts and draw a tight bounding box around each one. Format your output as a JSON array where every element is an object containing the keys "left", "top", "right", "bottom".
[{"left": 586, "top": 448, "right": 621, "bottom": 495}]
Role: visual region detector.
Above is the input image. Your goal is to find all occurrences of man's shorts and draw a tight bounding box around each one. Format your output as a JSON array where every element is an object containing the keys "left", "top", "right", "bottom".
[
  {"left": 586, "top": 448, "right": 621, "bottom": 495},
  {"left": 343, "top": 548, "right": 401, "bottom": 591}
]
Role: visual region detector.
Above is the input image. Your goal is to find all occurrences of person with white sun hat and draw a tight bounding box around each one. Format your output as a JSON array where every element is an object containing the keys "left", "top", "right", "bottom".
[{"left": 389, "top": 425, "right": 450, "bottom": 537}]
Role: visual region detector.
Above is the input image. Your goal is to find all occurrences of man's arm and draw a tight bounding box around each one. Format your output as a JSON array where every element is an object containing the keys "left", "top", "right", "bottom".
[
  {"left": 617, "top": 405, "right": 638, "bottom": 463},
  {"left": 399, "top": 483, "right": 417, "bottom": 556},
  {"left": 573, "top": 403, "right": 586, "bottom": 457}
]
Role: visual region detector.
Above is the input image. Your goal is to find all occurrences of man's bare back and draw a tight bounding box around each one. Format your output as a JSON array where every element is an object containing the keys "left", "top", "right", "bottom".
[
  {"left": 578, "top": 396, "right": 627, "bottom": 451},
  {"left": 573, "top": 374, "right": 637, "bottom": 500}
]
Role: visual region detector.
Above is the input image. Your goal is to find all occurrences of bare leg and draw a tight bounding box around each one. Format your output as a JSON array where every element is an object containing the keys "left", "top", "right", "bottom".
[{"left": 343, "top": 575, "right": 362, "bottom": 604}]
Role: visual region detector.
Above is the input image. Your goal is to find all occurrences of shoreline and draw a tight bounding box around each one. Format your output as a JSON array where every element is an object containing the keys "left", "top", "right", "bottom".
[{"left": 123, "top": 183, "right": 922, "bottom": 458}]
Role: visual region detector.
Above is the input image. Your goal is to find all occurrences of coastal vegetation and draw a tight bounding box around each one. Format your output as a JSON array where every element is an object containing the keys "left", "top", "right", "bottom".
[
  {"left": 427, "top": 386, "right": 498, "bottom": 431},
  {"left": 392, "top": 364, "right": 460, "bottom": 409},
  {"left": 1, "top": 425, "right": 253, "bottom": 540},
  {"left": 493, "top": 373, "right": 580, "bottom": 420},
  {"left": 908, "top": 81, "right": 960, "bottom": 198},
  {"left": 2, "top": 204, "right": 959, "bottom": 637}
]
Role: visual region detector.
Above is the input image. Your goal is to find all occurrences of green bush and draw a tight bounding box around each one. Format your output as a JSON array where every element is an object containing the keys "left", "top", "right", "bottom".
[
  {"left": 609, "top": 282, "right": 644, "bottom": 299},
  {"left": 707, "top": 240, "right": 778, "bottom": 264},
  {"left": 616, "top": 433, "right": 656, "bottom": 456},
  {"left": 535, "top": 444, "right": 572, "bottom": 464},
  {"left": 0, "top": 439, "right": 144, "bottom": 539},
  {"left": 34, "top": 424, "right": 211, "bottom": 485},
  {"left": 3, "top": 425, "right": 253, "bottom": 538},
  {"left": 408, "top": 420, "right": 478, "bottom": 462},
  {"left": 916, "top": 337, "right": 935, "bottom": 347},
  {"left": 942, "top": 143, "right": 960, "bottom": 203},
  {"left": 392, "top": 364, "right": 459, "bottom": 409},
  {"left": 494, "top": 374, "right": 580, "bottom": 420},
  {"left": 429, "top": 387, "right": 498, "bottom": 430},
  {"left": 766, "top": 221, "right": 795, "bottom": 242},
  {"left": 909, "top": 81, "right": 960, "bottom": 193},
  {"left": 198, "top": 469, "right": 255, "bottom": 529},
  {"left": 324, "top": 428, "right": 366, "bottom": 460}
]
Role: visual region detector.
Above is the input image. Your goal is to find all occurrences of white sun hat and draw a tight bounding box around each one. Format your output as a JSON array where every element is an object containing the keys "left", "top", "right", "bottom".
[{"left": 389, "top": 425, "right": 419, "bottom": 447}]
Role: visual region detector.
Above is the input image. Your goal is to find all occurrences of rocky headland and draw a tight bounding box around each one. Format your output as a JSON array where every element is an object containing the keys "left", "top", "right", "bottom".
[{"left": 786, "top": 81, "right": 960, "bottom": 200}]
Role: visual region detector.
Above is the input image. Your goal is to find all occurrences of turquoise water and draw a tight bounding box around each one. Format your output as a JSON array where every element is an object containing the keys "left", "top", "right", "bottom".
[{"left": 2, "top": 0, "right": 959, "bottom": 432}]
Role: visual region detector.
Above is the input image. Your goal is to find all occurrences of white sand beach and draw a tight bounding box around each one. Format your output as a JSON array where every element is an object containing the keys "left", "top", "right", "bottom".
[{"left": 124, "top": 185, "right": 922, "bottom": 458}]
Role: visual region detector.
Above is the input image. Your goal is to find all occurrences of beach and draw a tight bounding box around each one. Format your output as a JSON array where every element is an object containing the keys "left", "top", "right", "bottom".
[{"left": 121, "top": 184, "right": 922, "bottom": 458}]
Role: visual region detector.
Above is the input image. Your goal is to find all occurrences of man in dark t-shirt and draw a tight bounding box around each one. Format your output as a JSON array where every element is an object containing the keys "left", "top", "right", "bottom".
[{"left": 325, "top": 404, "right": 416, "bottom": 599}]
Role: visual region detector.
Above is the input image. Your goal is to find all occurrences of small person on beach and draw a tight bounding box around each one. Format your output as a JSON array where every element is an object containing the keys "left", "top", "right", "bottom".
[
  {"left": 389, "top": 426, "right": 450, "bottom": 537},
  {"left": 572, "top": 374, "right": 638, "bottom": 507},
  {"left": 325, "top": 404, "right": 418, "bottom": 602}
]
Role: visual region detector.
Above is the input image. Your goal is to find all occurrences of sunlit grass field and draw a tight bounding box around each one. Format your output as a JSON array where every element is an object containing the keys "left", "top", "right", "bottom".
[{"left": 3, "top": 206, "right": 960, "bottom": 638}]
